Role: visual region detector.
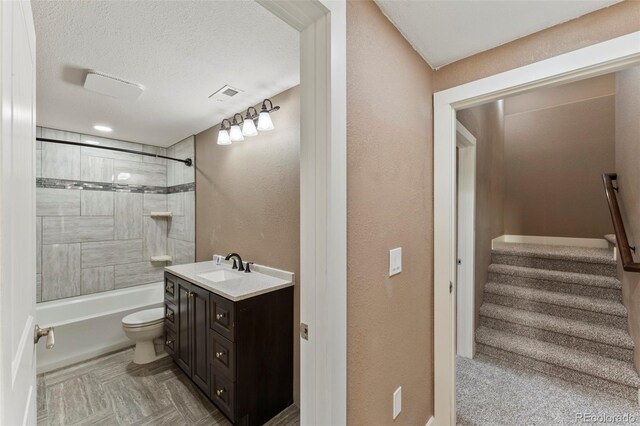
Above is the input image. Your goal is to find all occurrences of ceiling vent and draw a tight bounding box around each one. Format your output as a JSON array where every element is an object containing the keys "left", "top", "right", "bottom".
[
  {"left": 209, "top": 85, "right": 243, "bottom": 102},
  {"left": 84, "top": 71, "right": 145, "bottom": 101}
]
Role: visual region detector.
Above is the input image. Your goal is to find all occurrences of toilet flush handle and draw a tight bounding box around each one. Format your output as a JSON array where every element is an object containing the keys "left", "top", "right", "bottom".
[{"left": 34, "top": 325, "right": 55, "bottom": 349}]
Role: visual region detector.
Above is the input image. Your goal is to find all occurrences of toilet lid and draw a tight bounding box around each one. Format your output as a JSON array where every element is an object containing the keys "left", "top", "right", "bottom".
[{"left": 122, "top": 308, "right": 165, "bottom": 326}]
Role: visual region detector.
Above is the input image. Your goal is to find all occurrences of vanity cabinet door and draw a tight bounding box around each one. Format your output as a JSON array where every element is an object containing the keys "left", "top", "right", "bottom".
[
  {"left": 176, "top": 280, "right": 192, "bottom": 376},
  {"left": 191, "top": 284, "right": 210, "bottom": 396}
]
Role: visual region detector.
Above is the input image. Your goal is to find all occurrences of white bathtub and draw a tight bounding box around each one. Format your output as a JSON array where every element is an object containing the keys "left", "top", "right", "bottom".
[{"left": 36, "top": 282, "right": 164, "bottom": 374}]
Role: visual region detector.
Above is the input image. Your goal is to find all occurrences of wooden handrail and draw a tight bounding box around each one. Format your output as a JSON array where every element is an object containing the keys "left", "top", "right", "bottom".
[{"left": 602, "top": 173, "right": 640, "bottom": 272}]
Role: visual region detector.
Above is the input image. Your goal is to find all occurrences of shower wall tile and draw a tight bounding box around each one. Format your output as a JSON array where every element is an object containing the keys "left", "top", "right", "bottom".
[
  {"left": 113, "top": 160, "right": 166, "bottom": 187},
  {"left": 42, "top": 243, "right": 81, "bottom": 301},
  {"left": 36, "top": 126, "right": 42, "bottom": 150},
  {"left": 43, "top": 216, "right": 114, "bottom": 244},
  {"left": 143, "top": 217, "right": 167, "bottom": 259},
  {"left": 168, "top": 239, "right": 195, "bottom": 265},
  {"left": 41, "top": 128, "right": 81, "bottom": 143},
  {"left": 81, "top": 191, "right": 114, "bottom": 216},
  {"left": 36, "top": 274, "right": 42, "bottom": 303},
  {"left": 81, "top": 240, "right": 143, "bottom": 268},
  {"left": 143, "top": 194, "right": 167, "bottom": 214},
  {"left": 81, "top": 155, "right": 114, "bottom": 183},
  {"left": 142, "top": 145, "right": 167, "bottom": 165},
  {"left": 36, "top": 150, "right": 42, "bottom": 178},
  {"left": 114, "top": 262, "right": 165, "bottom": 288},
  {"left": 167, "top": 136, "right": 195, "bottom": 186},
  {"left": 81, "top": 266, "right": 115, "bottom": 295},
  {"left": 183, "top": 191, "right": 195, "bottom": 242},
  {"left": 36, "top": 188, "right": 80, "bottom": 216},
  {"left": 42, "top": 143, "right": 81, "bottom": 180},
  {"left": 115, "top": 192, "right": 143, "bottom": 239},
  {"left": 36, "top": 217, "right": 42, "bottom": 274},
  {"left": 80, "top": 135, "right": 143, "bottom": 161},
  {"left": 168, "top": 216, "right": 186, "bottom": 242},
  {"left": 167, "top": 192, "right": 184, "bottom": 216}
]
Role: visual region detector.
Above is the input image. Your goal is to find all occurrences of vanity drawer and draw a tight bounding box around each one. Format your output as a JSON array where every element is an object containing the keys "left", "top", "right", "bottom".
[
  {"left": 164, "top": 303, "right": 176, "bottom": 331},
  {"left": 211, "top": 369, "right": 235, "bottom": 422},
  {"left": 210, "top": 330, "right": 235, "bottom": 380},
  {"left": 165, "top": 328, "right": 176, "bottom": 359},
  {"left": 164, "top": 273, "right": 177, "bottom": 303},
  {"left": 210, "top": 293, "right": 235, "bottom": 341}
]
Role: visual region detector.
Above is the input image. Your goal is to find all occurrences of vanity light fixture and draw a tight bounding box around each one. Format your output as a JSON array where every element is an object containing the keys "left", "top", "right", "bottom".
[
  {"left": 217, "top": 119, "right": 232, "bottom": 145},
  {"left": 217, "top": 99, "right": 280, "bottom": 146},
  {"left": 257, "top": 99, "right": 279, "bottom": 131},
  {"left": 229, "top": 113, "right": 245, "bottom": 142},
  {"left": 242, "top": 107, "right": 259, "bottom": 137}
]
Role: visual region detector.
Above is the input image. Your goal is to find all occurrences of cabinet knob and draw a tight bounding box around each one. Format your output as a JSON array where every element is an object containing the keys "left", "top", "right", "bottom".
[
  {"left": 216, "top": 312, "right": 226, "bottom": 320},
  {"left": 215, "top": 351, "right": 225, "bottom": 359},
  {"left": 165, "top": 339, "right": 174, "bottom": 346},
  {"left": 166, "top": 311, "right": 174, "bottom": 321},
  {"left": 216, "top": 388, "right": 226, "bottom": 397}
]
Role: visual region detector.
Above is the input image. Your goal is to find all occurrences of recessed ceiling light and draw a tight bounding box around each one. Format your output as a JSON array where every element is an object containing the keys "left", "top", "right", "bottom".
[{"left": 93, "top": 125, "right": 112, "bottom": 132}]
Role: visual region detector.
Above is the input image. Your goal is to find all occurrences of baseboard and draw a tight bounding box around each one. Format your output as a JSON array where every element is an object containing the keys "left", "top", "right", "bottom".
[
  {"left": 425, "top": 415, "right": 434, "bottom": 426},
  {"left": 492, "top": 235, "right": 609, "bottom": 249}
]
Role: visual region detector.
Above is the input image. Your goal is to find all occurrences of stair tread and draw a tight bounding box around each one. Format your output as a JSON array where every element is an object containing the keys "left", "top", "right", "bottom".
[
  {"left": 476, "top": 326, "right": 640, "bottom": 388},
  {"left": 480, "top": 303, "right": 633, "bottom": 349},
  {"left": 485, "top": 281, "right": 626, "bottom": 317},
  {"left": 492, "top": 242, "right": 615, "bottom": 265},
  {"left": 488, "top": 263, "right": 621, "bottom": 290}
]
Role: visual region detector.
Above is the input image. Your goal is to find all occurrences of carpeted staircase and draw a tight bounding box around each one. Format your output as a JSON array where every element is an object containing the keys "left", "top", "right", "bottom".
[{"left": 476, "top": 241, "right": 640, "bottom": 401}]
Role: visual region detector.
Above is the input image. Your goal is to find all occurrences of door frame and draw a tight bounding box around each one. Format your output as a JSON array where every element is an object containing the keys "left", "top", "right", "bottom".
[
  {"left": 455, "top": 121, "right": 476, "bottom": 360},
  {"left": 256, "top": 1, "right": 346, "bottom": 425},
  {"left": 434, "top": 31, "right": 640, "bottom": 425}
]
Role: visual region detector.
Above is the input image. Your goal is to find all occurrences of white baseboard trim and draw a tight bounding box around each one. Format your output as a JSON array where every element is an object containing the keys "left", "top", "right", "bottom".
[
  {"left": 425, "top": 415, "right": 435, "bottom": 426},
  {"left": 492, "top": 235, "right": 609, "bottom": 249}
]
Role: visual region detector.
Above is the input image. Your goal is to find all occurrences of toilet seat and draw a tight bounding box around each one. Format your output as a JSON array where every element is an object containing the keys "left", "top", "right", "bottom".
[{"left": 122, "top": 308, "right": 164, "bottom": 328}]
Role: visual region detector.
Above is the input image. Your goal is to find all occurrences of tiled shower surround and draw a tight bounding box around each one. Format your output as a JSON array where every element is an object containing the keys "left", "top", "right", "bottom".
[{"left": 36, "top": 127, "right": 195, "bottom": 302}]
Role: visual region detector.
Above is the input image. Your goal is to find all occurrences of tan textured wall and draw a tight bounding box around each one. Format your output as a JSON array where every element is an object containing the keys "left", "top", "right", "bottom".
[
  {"left": 434, "top": 1, "right": 640, "bottom": 91},
  {"left": 457, "top": 101, "right": 505, "bottom": 328},
  {"left": 503, "top": 80, "right": 615, "bottom": 238},
  {"left": 615, "top": 65, "right": 640, "bottom": 372},
  {"left": 194, "top": 86, "right": 300, "bottom": 402},
  {"left": 347, "top": 1, "right": 434, "bottom": 424}
]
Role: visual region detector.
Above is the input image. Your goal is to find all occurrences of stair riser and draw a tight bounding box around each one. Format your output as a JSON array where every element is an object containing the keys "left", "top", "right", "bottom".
[
  {"left": 480, "top": 316, "right": 633, "bottom": 363},
  {"left": 488, "top": 272, "right": 622, "bottom": 301},
  {"left": 492, "top": 253, "right": 616, "bottom": 277},
  {"left": 484, "top": 293, "right": 627, "bottom": 328},
  {"left": 477, "top": 343, "right": 637, "bottom": 401}
]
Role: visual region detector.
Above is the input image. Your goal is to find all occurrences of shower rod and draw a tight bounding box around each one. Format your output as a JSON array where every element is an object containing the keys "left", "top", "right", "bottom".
[{"left": 37, "top": 137, "right": 193, "bottom": 167}]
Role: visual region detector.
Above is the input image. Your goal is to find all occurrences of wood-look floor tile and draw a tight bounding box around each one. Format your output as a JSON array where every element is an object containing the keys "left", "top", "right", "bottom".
[
  {"left": 163, "top": 374, "right": 216, "bottom": 423},
  {"left": 191, "top": 410, "right": 232, "bottom": 426},
  {"left": 44, "top": 373, "right": 110, "bottom": 425},
  {"left": 129, "top": 406, "right": 186, "bottom": 426}
]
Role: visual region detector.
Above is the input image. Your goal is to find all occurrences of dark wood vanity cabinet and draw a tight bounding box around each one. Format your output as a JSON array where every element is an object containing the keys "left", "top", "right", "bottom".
[{"left": 164, "top": 272, "right": 293, "bottom": 425}]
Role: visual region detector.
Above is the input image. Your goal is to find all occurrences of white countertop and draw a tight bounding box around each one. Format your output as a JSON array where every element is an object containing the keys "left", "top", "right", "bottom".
[{"left": 165, "top": 260, "right": 294, "bottom": 302}]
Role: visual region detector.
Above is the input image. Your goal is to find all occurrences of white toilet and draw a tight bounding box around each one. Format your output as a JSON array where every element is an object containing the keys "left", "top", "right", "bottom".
[{"left": 122, "top": 308, "right": 166, "bottom": 364}]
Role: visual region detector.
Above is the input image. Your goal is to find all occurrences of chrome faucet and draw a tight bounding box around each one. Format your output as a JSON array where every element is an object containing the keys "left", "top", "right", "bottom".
[{"left": 225, "top": 253, "right": 245, "bottom": 271}]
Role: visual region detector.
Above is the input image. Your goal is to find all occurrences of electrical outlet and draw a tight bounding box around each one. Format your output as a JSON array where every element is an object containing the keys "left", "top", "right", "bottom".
[
  {"left": 389, "top": 247, "right": 402, "bottom": 277},
  {"left": 393, "top": 386, "right": 402, "bottom": 419}
]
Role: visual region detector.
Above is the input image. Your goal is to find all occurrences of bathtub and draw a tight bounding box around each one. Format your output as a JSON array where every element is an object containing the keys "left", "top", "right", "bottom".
[{"left": 36, "top": 282, "right": 164, "bottom": 374}]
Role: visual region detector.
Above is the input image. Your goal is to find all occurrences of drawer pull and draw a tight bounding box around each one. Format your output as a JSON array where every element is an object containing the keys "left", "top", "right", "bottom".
[
  {"left": 216, "top": 312, "right": 226, "bottom": 320},
  {"left": 216, "top": 388, "right": 226, "bottom": 396},
  {"left": 215, "top": 351, "right": 225, "bottom": 359},
  {"left": 166, "top": 311, "right": 174, "bottom": 321},
  {"left": 165, "top": 283, "right": 174, "bottom": 293}
]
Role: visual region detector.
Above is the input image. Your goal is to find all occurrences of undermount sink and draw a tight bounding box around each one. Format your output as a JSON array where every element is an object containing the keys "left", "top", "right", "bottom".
[{"left": 197, "top": 270, "right": 243, "bottom": 282}]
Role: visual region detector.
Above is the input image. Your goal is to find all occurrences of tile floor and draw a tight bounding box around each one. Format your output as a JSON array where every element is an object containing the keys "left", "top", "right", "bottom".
[
  {"left": 37, "top": 348, "right": 299, "bottom": 426},
  {"left": 457, "top": 353, "right": 640, "bottom": 425}
]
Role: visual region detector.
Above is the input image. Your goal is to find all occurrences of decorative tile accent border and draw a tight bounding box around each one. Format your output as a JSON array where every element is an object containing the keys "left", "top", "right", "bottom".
[
  {"left": 167, "top": 182, "right": 196, "bottom": 194},
  {"left": 37, "top": 178, "right": 194, "bottom": 194}
]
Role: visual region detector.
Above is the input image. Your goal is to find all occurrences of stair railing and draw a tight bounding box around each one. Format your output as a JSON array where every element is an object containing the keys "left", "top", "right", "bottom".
[{"left": 602, "top": 173, "right": 640, "bottom": 272}]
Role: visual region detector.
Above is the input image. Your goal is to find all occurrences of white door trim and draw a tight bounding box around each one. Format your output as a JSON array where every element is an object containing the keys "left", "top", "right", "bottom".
[
  {"left": 455, "top": 121, "right": 476, "bottom": 360},
  {"left": 256, "top": 1, "right": 346, "bottom": 424},
  {"left": 434, "top": 31, "right": 640, "bottom": 425}
]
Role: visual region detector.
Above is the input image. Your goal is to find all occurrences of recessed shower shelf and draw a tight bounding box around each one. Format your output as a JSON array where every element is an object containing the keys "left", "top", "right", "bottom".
[
  {"left": 150, "top": 255, "right": 172, "bottom": 262},
  {"left": 150, "top": 212, "right": 172, "bottom": 218}
]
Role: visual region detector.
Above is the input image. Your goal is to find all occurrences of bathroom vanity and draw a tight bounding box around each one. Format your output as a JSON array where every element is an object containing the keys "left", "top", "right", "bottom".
[{"left": 163, "top": 261, "right": 294, "bottom": 425}]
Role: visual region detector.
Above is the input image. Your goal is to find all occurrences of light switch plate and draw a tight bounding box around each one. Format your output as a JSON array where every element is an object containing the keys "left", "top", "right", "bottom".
[
  {"left": 389, "top": 247, "right": 402, "bottom": 276},
  {"left": 393, "top": 386, "right": 402, "bottom": 419}
]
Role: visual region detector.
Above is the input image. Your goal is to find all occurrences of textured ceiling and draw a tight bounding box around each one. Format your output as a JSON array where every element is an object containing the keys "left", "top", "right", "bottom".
[
  {"left": 32, "top": 1, "right": 299, "bottom": 147},
  {"left": 374, "top": 0, "right": 622, "bottom": 69}
]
